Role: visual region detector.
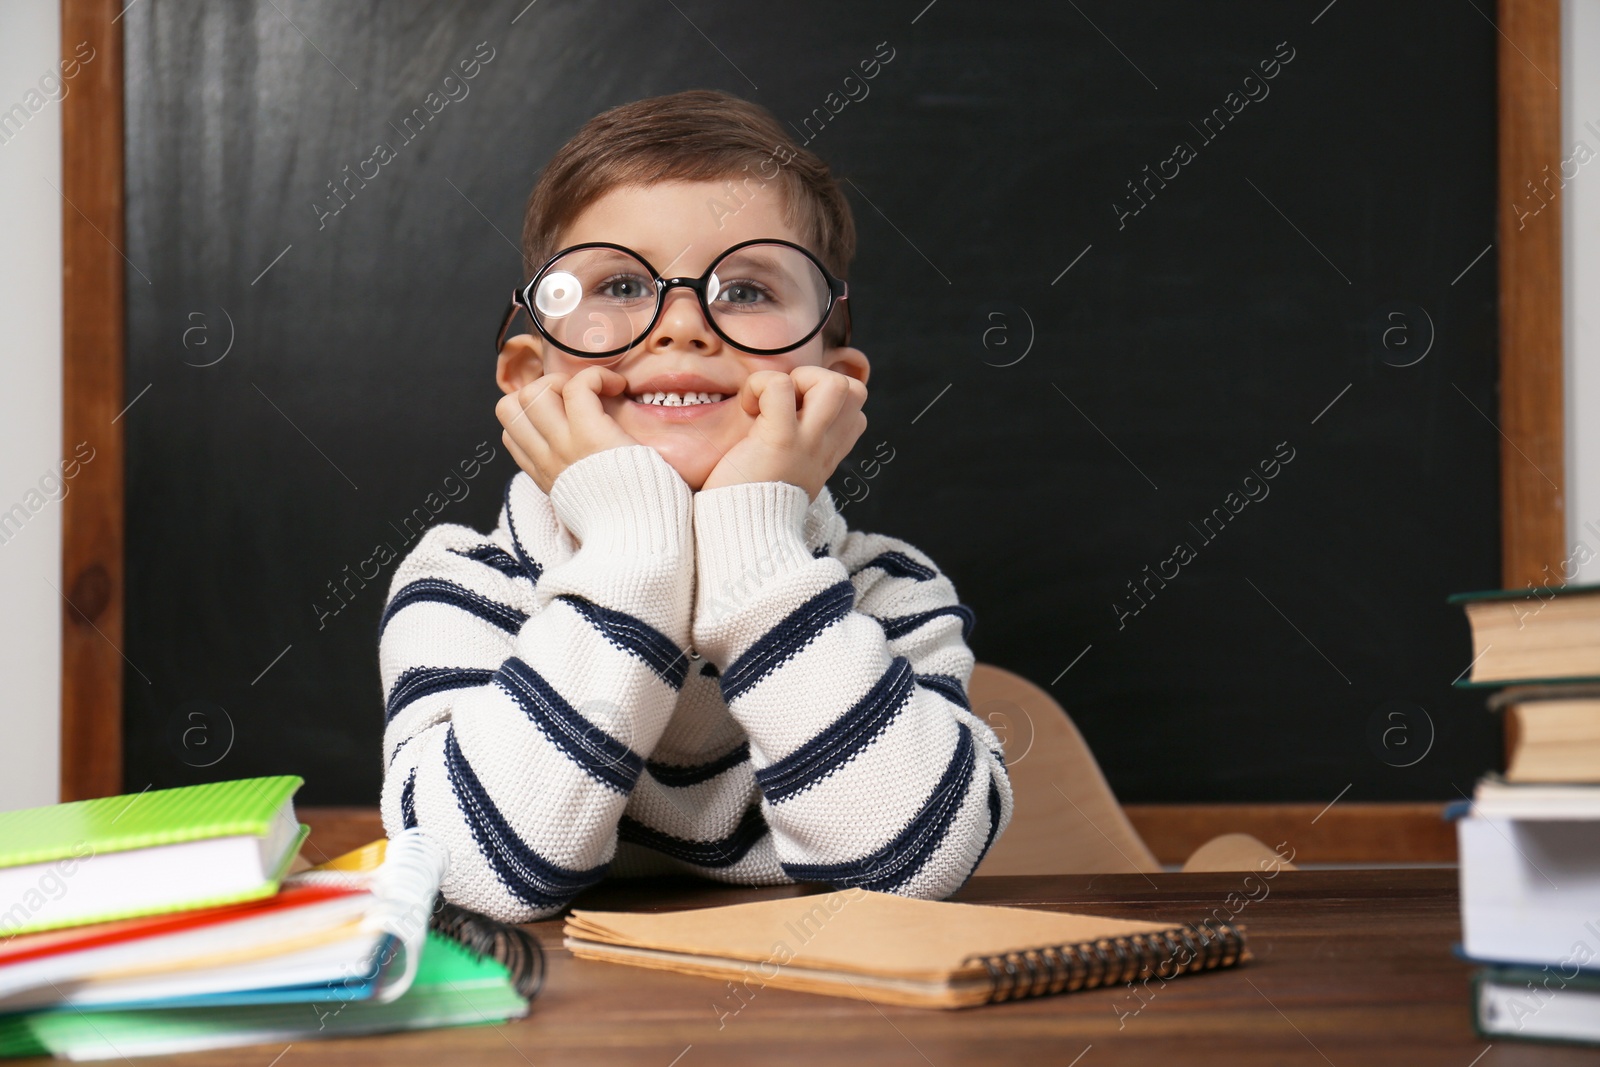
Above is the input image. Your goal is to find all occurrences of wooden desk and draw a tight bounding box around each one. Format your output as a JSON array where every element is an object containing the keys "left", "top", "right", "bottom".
[{"left": 35, "top": 870, "right": 1596, "bottom": 1066}]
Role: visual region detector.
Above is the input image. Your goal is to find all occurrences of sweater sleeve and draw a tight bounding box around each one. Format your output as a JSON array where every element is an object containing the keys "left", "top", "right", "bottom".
[
  {"left": 377, "top": 445, "right": 694, "bottom": 923},
  {"left": 690, "top": 481, "right": 1014, "bottom": 899}
]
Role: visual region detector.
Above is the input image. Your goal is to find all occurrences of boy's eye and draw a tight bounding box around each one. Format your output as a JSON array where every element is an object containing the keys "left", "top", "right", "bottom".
[
  {"left": 598, "top": 273, "right": 653, "bottom": 301},
  {"left": 714, "top": 280, "right": 771, "bottom": 306}
]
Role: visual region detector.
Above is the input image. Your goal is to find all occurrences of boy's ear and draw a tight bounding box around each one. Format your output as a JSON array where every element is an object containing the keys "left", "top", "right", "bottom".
[
  {"left": 825, "top": 344, "right": 870, "bottom": 386},
  {"left": 496, "top": 333, "right": 545, "bottom": 395}
]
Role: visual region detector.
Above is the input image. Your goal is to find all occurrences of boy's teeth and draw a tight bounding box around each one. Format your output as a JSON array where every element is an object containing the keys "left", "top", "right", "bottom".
[{"left": 636, "top": 391, "right": 724, "bottom": 406}]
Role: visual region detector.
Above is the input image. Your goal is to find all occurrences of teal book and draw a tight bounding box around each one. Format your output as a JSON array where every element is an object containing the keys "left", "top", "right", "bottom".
[
  {"left": 0, "top": 929, "right": 529, "bottom": 1059},
  {"left": 0, "top": 776, "right": 308, "bottom": 936},
  {"left": 1447, "top": 583, "right": 1600, "bottom": 687},
  {"left": 1471, "top": 961, "right": 1600, "bottom": 1046}
]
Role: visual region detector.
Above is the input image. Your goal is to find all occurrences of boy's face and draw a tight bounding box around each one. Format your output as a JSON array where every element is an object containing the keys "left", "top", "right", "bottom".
[{"left": 496, "top": 180, "right": 870, "bottom": 491}]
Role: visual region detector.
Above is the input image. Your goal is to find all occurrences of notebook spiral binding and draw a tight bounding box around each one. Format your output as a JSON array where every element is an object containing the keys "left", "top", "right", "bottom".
[
  {"left": 966, "top": 918, "right": 1250, "bottom": 1003},
  {"left": 427, "top": 897, "right": 545, "bottom": 1001}
]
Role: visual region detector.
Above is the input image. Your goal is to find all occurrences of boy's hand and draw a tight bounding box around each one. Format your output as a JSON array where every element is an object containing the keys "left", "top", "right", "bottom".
[
  {"left": 495, "top": 366, "right": 641, "bottom": 496},
  {"left": 700, "top": 367, "right": 867, "bottom": 501}
]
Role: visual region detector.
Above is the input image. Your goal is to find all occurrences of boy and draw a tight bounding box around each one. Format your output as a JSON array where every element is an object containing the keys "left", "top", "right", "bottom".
[{"left": 377, "top": 89, "right": 1012, "bottom": 923}]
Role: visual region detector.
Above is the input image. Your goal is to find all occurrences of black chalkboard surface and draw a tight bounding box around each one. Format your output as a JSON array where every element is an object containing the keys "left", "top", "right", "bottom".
[{"left": 122, "top": 0, "right": 1500, "bottom": 806}]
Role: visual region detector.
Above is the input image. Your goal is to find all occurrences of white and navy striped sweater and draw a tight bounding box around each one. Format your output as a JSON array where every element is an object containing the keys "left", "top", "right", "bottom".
[{"left": 377, "top": 444, "right": 1013, "bottom": 923}]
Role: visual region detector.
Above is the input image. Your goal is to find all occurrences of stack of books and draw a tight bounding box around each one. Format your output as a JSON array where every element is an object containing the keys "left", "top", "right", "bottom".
[
  {"left": 0, "top": 776, "right": 533, "bottom": 1059},
  {"left": 1449, "top": 583, "right": 1600, "bottom": 1046}
]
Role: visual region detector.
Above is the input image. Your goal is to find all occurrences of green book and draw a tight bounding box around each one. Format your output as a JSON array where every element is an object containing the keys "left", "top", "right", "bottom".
[
  {"left": 0, "top": 929, "right": 529, "bottom": 1059},
  {"left": 0, "top": 776, "right": 308, "bottom": 937},
  {"left": 1446, "top": 582, "right": 1600, "bottom": 605},
  {"left": 1447, "top": 583, "right": 1600, "bottom": 687}
]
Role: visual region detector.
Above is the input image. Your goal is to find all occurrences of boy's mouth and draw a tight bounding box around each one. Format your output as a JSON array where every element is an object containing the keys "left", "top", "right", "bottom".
[
  {"left": 622, "top": 389, "right": 731, "bottom": 420},
  {"left": 621, "top": 375, "right": 737, "bottom": 419},
  {"left": 626, "top": 390, "right": 727, "bottom": 407}
]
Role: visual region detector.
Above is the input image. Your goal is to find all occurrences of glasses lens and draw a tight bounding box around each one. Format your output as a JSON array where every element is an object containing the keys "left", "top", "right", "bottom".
[
  {"left": 530, "top": 247, "right": 658, "bottom": 355},
  {"left": 706, "top": 243, "right": 832, "bottom": 352}
]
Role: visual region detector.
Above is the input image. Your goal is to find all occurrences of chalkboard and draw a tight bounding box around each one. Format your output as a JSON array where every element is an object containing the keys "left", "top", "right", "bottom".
[{"left": 122, "top": 0, "right": 1501, "bottom": 806}]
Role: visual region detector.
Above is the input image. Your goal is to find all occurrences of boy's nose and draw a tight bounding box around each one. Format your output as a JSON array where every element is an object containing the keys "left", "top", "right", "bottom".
[{"left": 648, "top": 288, "right": 717, "bottom": 352}]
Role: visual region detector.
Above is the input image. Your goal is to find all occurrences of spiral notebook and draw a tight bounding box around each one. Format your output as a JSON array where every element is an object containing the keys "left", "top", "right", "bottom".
[{"left": 564, "top": 889, "right": 1250, "bottom": 1008}]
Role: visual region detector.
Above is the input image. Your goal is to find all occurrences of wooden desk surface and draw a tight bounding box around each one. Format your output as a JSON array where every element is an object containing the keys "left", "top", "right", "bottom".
[{"left": 31, "top": 870, "right": 1596, "bottom": 1066}]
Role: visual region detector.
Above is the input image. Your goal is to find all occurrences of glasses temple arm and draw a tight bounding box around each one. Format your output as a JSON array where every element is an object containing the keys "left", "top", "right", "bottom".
[{"left": 495, "top": 288, "right": 526, "bottom": 353}]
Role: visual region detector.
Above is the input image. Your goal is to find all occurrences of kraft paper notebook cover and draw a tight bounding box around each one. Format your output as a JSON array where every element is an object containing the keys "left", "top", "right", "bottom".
[
  {"left": 0, "top": 776, "right": 307, "bottom": 936},
  {"left": 564, "top": 888, "right": 1251, "bottom": 1008}
]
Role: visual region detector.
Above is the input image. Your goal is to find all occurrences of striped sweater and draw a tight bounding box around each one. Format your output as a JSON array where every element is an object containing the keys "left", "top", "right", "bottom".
[{"left": 377, "top": 443, "right": 1013, "bottom": 923}]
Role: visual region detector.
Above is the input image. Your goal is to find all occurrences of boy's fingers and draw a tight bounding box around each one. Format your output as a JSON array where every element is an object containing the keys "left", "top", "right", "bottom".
[
  {"left": 495, "top": 379, "right": 559, "bottom": 427},
  {"left": 788, "top": 364, "right": 832, "bottom": 394},
  {"left": 530, "top": 373, "right": 572, "bottom": 402},
  {"left": 736, "top": 371, "right": 773, "bottom": 417},
  {"left": 562, "top": 365, "right": 626, "bottom": 416},
  {"left": 561, "top": 366, "right": 635, "bottom": 448},
  {"left": 800, "top": 371, "right": 846, "bottom": 415},
  {"left": 792, "top": 366, "right": 866, "bottom": 411},
  {"left": 501, "top": 409, "right": 555, "bottom": 472},
  {"left": 790, "top": 369, "right": 867, "bottom": 472},
  {"left": 746, "top": 371, "right": 799, "bottom": 430},
  {"left": 493, "top": 391, "right": 524, "bottom": 431},
  {"left": 565, "top": 364, "right": 627, "bottom": 399},
  {"left": 503, "top": 375, "right": 563, "bottom": 426},
  {"left": 739, "top": 370, "right": 788, "bottom": 412},
  {"left": 495, "top": 375, "right": 571, "bottom": 471},
  {"left": 516, "top": 373, "right": 573, "bottom": 440},
  {"left": 502, "top": 428, "right": 551, "bottom": 489},
  {"left": 792, "top": 368, "right": 859, "bottom": 435},
  {"left": 502, "top": 428, "right": 534, "bottom": 471}
]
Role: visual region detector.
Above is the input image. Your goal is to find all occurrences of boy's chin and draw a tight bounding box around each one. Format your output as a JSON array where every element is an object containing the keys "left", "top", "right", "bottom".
[{"left": 633, "top": 437, "right": 717, "bottom": 491}]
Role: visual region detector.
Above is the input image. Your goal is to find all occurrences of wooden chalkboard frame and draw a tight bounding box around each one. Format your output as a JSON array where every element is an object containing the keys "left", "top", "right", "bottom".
[{"left": 57, "top": 0, "right": 1564, "bottom": 860}]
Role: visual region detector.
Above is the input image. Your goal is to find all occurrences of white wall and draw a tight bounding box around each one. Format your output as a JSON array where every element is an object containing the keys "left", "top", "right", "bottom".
[
  {"left": 0, "top": 0, "right": 64, "bottom": 812},
  {"left": 1567, "top": 0, "right": 1600, "bottom": 582}
]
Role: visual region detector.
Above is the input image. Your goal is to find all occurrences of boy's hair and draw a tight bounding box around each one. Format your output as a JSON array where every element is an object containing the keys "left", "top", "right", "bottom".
[{"left": 521, "top": 89, "right": 856, "bottom": 348}]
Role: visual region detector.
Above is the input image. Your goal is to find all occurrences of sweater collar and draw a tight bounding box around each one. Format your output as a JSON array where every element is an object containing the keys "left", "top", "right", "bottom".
[{"left": 502, "top": 467, "right": 848, "bottom": 563}]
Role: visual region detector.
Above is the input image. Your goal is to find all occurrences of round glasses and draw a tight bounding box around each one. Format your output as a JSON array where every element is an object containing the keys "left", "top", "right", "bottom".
[{"left": 495, "top": 238, "right": 850, "bottom": 358}]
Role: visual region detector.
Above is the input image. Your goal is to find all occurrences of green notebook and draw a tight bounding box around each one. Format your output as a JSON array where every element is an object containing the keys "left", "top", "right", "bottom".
[
  {"left": 0, "top": 929, "right": 529, "bottom": 1059},
  {"left": 0, "top": 776, "right": 308, "bottom": 936}
]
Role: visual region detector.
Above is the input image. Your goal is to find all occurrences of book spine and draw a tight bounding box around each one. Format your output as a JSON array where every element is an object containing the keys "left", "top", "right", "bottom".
[{"left": 970, "top": 919, "right": 1250, "bottom": 1003}]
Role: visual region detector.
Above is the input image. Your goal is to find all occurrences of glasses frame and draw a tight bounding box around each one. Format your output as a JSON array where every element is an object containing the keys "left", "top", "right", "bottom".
[{"left": 495, "top": 237, "right": 851, "bottom": 359}]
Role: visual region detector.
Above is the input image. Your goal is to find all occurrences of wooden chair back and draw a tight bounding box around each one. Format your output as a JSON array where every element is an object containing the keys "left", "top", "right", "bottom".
[{"left": 967, "top": 662, "right": 1162, "bottom": 876}]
